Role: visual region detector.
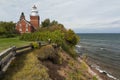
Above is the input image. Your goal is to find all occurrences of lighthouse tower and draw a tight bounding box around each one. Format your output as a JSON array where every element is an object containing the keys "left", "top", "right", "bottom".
[{"left": 30, "top": 5, "right": 40, "bottom": 29}]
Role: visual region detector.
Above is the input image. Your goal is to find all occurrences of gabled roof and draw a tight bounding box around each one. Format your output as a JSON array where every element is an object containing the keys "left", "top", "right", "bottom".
[
  {"left": 16, "top": 18, "right": 31, "bottom": 25},
  {"left": 16, "top": 18, "right": 37, "bottom": 30},
  {"left": 16, "top": 12, "right": 38, "bottom": 30}
]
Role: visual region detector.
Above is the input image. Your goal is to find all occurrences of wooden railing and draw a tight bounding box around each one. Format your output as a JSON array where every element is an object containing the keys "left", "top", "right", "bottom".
[
  {"left": 0, "top": 44, "right": 33, "bottom": 74},
  {"left": 0, "top": 41, "right": 48, "bottom": 75}
]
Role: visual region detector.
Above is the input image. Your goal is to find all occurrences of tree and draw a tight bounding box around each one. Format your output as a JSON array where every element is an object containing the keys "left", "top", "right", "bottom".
[
  {"left": 0, "top": 21, "right": 16, "bottom": 37},
  {"left": 65, "top": 29, "right": 79, "bottom": 46},
  {"left": 41, "top": 18, "right": 50, "bottom": 27},
  {"left": 50, "top": 20, "right": 58, "bottom": 26}
]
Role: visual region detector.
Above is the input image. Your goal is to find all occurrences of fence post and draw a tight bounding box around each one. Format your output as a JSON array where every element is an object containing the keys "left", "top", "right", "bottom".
[
  {"left": 37, "top": 41, "right": 41, "bottom": 47},
  {"left": 0, "top": 62, "right": 2, "bottom": 72},
  {"left": 12, "top": 46, "right": 16, "bottom": 56},
  {"left": 30, "top": 43, "right": 34, "bottom": 49}
]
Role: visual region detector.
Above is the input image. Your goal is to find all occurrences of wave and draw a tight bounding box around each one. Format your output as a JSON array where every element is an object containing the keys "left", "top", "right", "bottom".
[
  {"left": 77, "top": 34, "right": 120, "bottom": 79},
  {"left": 91, "top": 64, "right": 119, "bottom": 80},
  {"left": 75, "top": 45, "right": 82, "bottom": 48},
  {"left": 100, "top": 47, "right": 105, "bottom": 50}
]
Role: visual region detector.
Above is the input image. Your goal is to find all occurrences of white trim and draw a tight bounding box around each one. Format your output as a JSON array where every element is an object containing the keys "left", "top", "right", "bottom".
[{"left": 16, "top": 19, "right": 31, "bottom": 26}]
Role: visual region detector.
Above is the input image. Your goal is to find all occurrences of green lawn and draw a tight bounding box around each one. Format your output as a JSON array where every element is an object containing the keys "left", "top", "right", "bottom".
[{"left": 0, "top": 37, "right": 30, "bottom": 52}]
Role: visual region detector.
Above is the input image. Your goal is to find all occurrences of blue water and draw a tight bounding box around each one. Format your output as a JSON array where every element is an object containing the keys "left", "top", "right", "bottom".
[{"left": 77, "top": 33, "right": 120, "bottom": 79}]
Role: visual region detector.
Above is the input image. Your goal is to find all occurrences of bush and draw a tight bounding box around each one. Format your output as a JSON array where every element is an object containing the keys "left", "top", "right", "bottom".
[
  {"left": 36, "top": 45, "right": 62, "bottom": 64},
  {"left": 82, "top": 54, "right": 88, "bottom": 62},
  {"left": 20, "top": 19, "right": 80, "bottom": 59},
  {"left": 32, "top": 42, "right": 40, "bottom": 49},
  {"left": 20, "top": 30, "right": 78, "bottom": 58},
  {"left": 20, "top": 30, "right": 64, "bottom": 45},
  {"left": 65, "top": 29, "right": 79, "bottom": 46},
  {"left": 0, "top": 21, "right": 17, "bottom": 38},
  {"left": 61, "top": 41, "right": 77, "bottom": 58},
  {"left": 93, "top": 76, "right": 98, "bottom": 80}
]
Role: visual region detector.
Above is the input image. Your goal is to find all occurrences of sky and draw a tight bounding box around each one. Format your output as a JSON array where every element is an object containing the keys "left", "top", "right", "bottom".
[{"left": 0, "top": 0, "right": 120, "bottom": 33}]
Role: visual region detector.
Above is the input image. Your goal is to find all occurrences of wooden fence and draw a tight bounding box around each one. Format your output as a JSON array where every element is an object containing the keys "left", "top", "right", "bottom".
[{"left": 0, "top": 41, "right": 48, "bottom": 75}]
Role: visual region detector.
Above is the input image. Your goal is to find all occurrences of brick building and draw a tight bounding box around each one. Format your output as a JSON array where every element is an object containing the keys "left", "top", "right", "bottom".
[{"left": 16, "top": 5, "right": 40, "bottom": 34}]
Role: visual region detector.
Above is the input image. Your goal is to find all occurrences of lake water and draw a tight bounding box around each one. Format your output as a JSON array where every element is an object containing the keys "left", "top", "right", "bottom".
[{"left": 76, "top": 33, "right": 120, "bottom": 80}]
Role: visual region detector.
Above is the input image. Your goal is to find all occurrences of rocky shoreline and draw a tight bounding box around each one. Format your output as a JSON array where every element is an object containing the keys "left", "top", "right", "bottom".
[
  {"left": 86, "top": 58, "right": 119, "bottom": 80},
  {"left": 76, "top": 44, "right": 119, "bottom": 80},
  {"left": 77, "top": 56, "right": 102, "bottom": 80},
  {"left": 77, "top": 56, "right": 117, "bottom": 80},
  {"left": 90, "top": 66, "right": 115, "bottom": 80}
]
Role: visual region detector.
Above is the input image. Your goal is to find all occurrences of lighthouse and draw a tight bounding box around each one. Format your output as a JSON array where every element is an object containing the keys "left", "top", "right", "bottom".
[
  {"left": 30, "top": 5, "right": 40, "bottom": 29},
  {"left": 16, "top": 5, "right": 40, "bottom": 34}
]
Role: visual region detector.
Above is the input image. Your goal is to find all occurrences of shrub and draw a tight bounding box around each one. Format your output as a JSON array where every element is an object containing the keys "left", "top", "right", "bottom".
[
  {"left": 93, "top": 76, "right": 98, "bottom": 80},
  {"left": 0, "top": 21, "right": 17, "bottom": 38},
  {"left": 61, "top": 41, "right": 77, "bottom": 58},
  {"left": 65, "top": 29, "right": 79, "bottom": 46},
  {"left": 32, "top": 42, "right": 40, "bottom": 49},
  {"left": 20, "top": 30, "right": 64, "bottom": 45},
  {"left": 82, "top": 54, "right": 88, "bottom": 62},
  {"left": 20, "top": 19, "right": 80, "bottom": 59},
  {"left": 36, "top": 45, "right": 62, "bottom": 64}
]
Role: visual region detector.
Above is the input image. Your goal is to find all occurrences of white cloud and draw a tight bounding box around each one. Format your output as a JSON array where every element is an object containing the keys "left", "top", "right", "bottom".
[{"left": 0, "top": 0, "right": 120, "bottom": 33}]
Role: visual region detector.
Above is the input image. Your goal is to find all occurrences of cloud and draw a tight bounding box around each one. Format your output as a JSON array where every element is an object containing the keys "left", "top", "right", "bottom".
[{"left": 0, "top": 0, "right": 120, "bottom": 33}]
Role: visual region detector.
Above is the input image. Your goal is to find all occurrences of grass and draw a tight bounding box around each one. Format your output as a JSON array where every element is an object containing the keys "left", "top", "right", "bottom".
[
  {"left": 67, "top": 60, "right": 91, "bottom": 80},
  {"left": 93, "top": 76, "right": 98, "bottom": 80},
  {"left": 0, "top": 44, "right": 94, "bottom": 80},
  {"left": 0, "top": 37, "right": 30, "bottom": 52},
  {"left": 1, "top": 50, "right": 51, "bottom": 80}
]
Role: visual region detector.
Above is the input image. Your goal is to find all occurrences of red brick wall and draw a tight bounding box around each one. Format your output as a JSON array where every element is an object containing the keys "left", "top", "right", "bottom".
[
  {"left": 30, "top": 16, "right": 39, "bottom": 29},
  {"left": 16, "top": 19, "right": 33, "bottom": 34}
]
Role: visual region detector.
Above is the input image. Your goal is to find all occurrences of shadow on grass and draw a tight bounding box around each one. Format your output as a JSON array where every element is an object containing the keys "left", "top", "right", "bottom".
[{"left": 0, "top": 49, "right": 32, "bottom": 80}]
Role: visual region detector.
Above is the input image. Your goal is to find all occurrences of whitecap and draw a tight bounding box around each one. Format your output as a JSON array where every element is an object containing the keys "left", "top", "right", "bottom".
[
  {"left": 107, "top": 73, "right": 117, "bottom": 80},
  {"left": 100, "top": 47, "right": 104, "bottom": 50},
  {"left": 94, "top": 65, "right": 119, "bottom": 80},
  {"left": 91, "top": 64, "right": 119, "bottom": 80},
  {"left": 75, "top": 45, "right": 81, "bottom": 48},
  {"left": 96, "top": 68, "right": 104, "bottom": 73}
]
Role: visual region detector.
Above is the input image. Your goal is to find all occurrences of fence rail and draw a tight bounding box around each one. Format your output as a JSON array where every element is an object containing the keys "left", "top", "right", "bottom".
[
  {"left": 0, "top": 41, "right": 47, "bottom": 75},
  {"left": 15, "top": 44, "right": 32, "bottom": 51},
  {"left": 0, "top": 47, "right": 15, "bottom": 59}
]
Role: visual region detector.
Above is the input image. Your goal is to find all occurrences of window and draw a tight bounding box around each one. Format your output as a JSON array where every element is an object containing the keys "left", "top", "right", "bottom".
[
  {"left": 19, "top": 24, "right": 21, "bottom": 27},
  {"left": 26, "top": 24, "right": 28, "bottom": 28},
  {"left": 26, "top": 24, "right": 28, "bottom": 32},
  {"left": 26, "top": 28, "right": 28, "bottom": 32},
  {"left": 19, "top": 24, "right": 22, "bottom": 31},
  {"left": 19, "top": 28, "right": 22, "bottom": 31}
]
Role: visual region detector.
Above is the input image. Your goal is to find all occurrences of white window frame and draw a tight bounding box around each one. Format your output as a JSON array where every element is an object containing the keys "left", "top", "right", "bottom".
[
  {"left": 19, "top": 24, "right": 22, "bottom": 31},
  {"left": 26, "top": 24, "right": 28, "bottom": 32}
]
